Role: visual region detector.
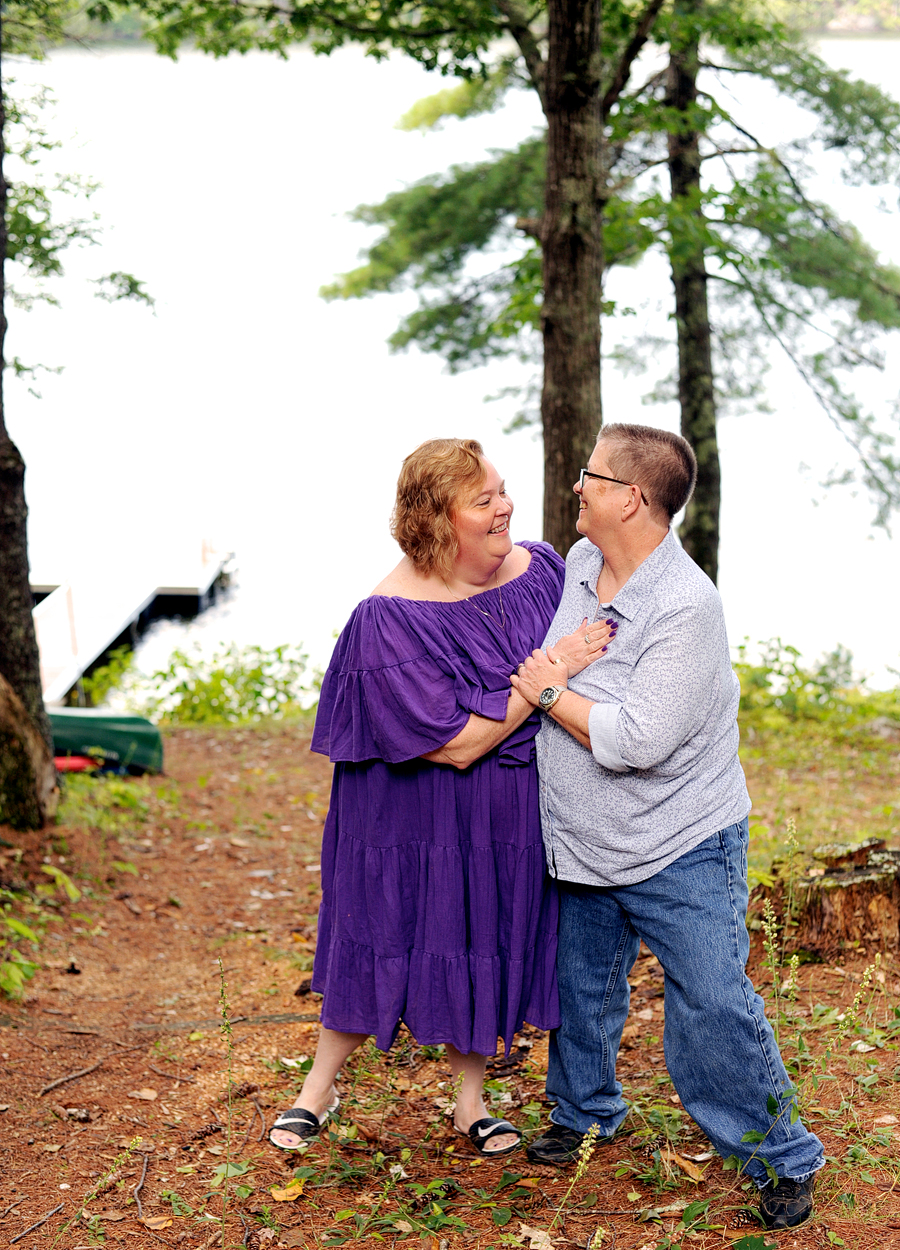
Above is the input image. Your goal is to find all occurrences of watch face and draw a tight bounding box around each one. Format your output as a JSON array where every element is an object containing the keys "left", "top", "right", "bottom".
[{"left": 539, "top": 686, "right": 562, "bottom": 711}]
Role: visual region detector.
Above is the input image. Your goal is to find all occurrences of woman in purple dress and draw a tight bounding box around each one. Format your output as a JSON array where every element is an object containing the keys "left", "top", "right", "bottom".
[{"left": 269, "top": 439, "right": 613, "bottom": 1156}]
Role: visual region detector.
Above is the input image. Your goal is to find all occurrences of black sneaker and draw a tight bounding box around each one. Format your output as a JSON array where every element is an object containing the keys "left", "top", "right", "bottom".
[
  {"left": 758, "top": 1175, "right": 815, "bottom": 1229},
  {"left": 525, "top": 1123, "right": 588, "bottom": 1166}
]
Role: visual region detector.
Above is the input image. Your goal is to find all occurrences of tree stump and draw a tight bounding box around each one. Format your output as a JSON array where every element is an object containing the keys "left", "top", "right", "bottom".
[
  {"left": 753, "top": 838, "right": 900, "bottom": 957},
  {"left": 0, "top": 672, "right": 58, "bottom": 832}
]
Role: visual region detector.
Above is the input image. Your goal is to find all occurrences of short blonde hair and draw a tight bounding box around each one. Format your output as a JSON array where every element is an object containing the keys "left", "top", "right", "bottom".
[{"left": 391, "top": 438, "right": 486, "bottom": 578}]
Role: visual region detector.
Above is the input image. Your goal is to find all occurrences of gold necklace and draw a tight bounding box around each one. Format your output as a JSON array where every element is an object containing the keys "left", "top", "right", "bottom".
[{"left": 442, "top": 569, "right": 506, "bottom": 631}]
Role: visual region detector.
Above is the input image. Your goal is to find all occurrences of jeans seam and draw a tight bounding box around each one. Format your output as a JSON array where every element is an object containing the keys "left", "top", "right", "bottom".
[
  {"left": 599, "top": 910, "right": 634, "bottom": 1085},
  {"left": 722, "top": 825, "right": 786, "bottom": 1117}
]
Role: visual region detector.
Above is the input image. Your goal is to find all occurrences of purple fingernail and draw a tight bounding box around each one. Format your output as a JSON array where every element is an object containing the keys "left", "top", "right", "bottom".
[
  {"left": 602, "top": 645, "right": 608, "bottom": 652},
  {"left": 605, "top": 618, "right": 615, "bottom": 625}
]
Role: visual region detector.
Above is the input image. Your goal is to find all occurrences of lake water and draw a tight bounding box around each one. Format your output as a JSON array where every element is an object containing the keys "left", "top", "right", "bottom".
[{"left": 6, "top": 37, "right": 900, "bottom": 687}]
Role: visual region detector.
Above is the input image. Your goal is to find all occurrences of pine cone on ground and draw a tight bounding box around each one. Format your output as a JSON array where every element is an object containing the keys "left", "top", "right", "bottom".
[
  {"left": 222, "top": 1081, "right": 260, "bottom": 1101},
  {"left": 183, "top": 1123, "right": 224, "bottom": 1148},
  {"left": 729, "top": 1208, "right": 761, "bottom": 1228}
]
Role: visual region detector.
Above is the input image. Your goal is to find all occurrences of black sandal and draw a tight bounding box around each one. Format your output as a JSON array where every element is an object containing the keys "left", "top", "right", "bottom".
[
  {"left": 455, "top": 1116, "right": 522, "bottom": 1157},
  {"left": 268, "top": 1096, "right": 339, "bottom": 1150}
]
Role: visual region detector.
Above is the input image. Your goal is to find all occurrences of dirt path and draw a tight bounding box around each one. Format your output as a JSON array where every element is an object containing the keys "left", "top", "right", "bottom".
[{"left": 2, "top": 725, "right": 899, "bottom": 1249}]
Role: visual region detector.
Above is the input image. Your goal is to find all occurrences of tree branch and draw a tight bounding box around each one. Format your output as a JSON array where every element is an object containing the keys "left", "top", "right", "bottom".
[
  {"left": 602, "top": 0, "right": 667, "bottom": 119},
  {"left": 515, "top": 216, "right": 542, "bottom": 238},
  {"left": 730, "top": 263, "right": 893, "bottom": 488},
  {"left": 494, "top": 0, "right": 547, "bottom": 110}
]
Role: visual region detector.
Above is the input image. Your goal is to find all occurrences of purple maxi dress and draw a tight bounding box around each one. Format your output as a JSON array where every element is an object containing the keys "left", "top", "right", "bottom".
[{"left": 310, "top": 541, "right": 565, "bottom": 1057}]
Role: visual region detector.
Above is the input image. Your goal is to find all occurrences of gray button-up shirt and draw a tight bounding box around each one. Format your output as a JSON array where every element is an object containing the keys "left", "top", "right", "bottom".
[{"left": 536, "top": 531, "right": 751, "bottom": 887}]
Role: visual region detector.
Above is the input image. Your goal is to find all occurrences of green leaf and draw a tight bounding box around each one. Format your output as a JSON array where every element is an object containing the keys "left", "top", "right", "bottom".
[
  {"left": 729, "top": 1236, "right": 778, "bottom": 1250},
  {"left": 209, "top": 1160, "right": 251, "bottom": 1186},
  {"left": 740, "top": 1130, "right": 766, "bottom": 1144},
  {"left": 3, "top": 917, "right": 39, "bottom": 943},
  {"left": 680, "top": 1198, "right": 712, "bottom": 1224},
  {"left": 492, "top": 1207, "right": 513, "bottom": 1226},
  {"left": 40, "top": 865, "right": 81, "bottom": 901},
  {"left": 766, "top": 1094, "right": 779, "bottom": 1116},
  {"left": 112, "top": 861, "right": 138, "bottom": 876}
]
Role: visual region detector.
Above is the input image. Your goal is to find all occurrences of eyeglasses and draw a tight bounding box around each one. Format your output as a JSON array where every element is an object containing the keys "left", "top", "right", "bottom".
[{"left": 579, "top": 468, "right": 649, "bottom": 507}]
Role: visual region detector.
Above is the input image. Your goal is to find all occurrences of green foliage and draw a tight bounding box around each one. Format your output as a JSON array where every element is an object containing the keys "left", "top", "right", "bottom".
[
  {"left": 1, "top": 0, "right": 79, "bottom": 58},
  {"left": 315, "top": 0, "right": 900, "bottom": 525},
  {"left": 321, "top": 139, "right": 545, "bottom": 301},
  {"left": 57, "top": 772, "right": 151, "bottom": 833},
  {"left": 3, "top": 70, "right": 153, "bottom": 391},
  {"left": 3, "top": 83, "right": 101, "bottom": 310},
  {"left": 92, "top": 271, "right": 156, "bottom": 307},
  {"left": 396, "top": 60, "right": 521, "bottom": 130},
  {"left": 159, "top": 1188, "right": 194, "bottom": 1216},
  {"left": 734, "top": 638, "right": 900, "bottom": 729},
  {"left": 41, "top": 862, "right": 81, "bottom": 900},
  {"left": 69, "top": 646, "right": 136, "bottom": 708},
  {"left": 86, "top": 0, "right": 505, "bottom": 72},
  {"left": 322, "top": 138, "right": 657, "bottom": 371},
  {"left": 130, "top": 643, "right": 319, "bottom": 725},
  {"left": 728, "top": 1236, "right": 777, "bottom": 1250},
  {"left": 0, "top": 887, "right": 40, "bottom": 999}
]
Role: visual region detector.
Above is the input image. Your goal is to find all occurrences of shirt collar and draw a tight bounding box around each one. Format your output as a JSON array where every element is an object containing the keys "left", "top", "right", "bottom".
[{"left": 578, "top": 529, "right": 679, "bottom": 623}]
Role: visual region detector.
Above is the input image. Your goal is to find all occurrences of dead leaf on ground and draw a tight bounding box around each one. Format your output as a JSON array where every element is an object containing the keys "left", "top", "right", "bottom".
[
  {"left": 42, "top": 1143, "right": 63, "bottom": 1152},
  {"left": 141, "top": 1215, "right": 173, "bottom": 1230},
  {"left": 660, "top": 1148, "right": 703, "bottom": 1182},
  {"left": 518, "top": 1224, "right": 554, "bottom": 1249},
  {"left": 127, "top": 1088, "right": 158, "bottom": 1101},
  {"left": 874, "top": 1114, "right": 899, "bottom": 1126},
  {"left": 270, "top": 1178, "right": 306, "bottom": 1202},
  {"left": 93, "top": 1210, "right": 128, "bottom": 1222},
  {"left": 279, "top": 1232, "right": 307, "bottom": 1248}
]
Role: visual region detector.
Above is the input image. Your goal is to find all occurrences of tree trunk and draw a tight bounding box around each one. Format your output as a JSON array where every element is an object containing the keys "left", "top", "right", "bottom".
[
  {"left": 540, "top": 0, "right": 604, "bottom": 555},
  {"left": 0, "top": 672, "right": 58, "bottom": 830},
  {"left": 0, "top": 74, "right": 56, "bottom": 830},
  {"left": 754, "top": 839, "right": 900, "bottom": 957},
  {"left": 665, "top": 0, "right": 720, "bottom": 584}
]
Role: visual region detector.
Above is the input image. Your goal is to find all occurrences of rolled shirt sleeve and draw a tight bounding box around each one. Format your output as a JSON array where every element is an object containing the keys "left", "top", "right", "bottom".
[{"left": 588, "top": 701, "right": 628, "bottom": 771}]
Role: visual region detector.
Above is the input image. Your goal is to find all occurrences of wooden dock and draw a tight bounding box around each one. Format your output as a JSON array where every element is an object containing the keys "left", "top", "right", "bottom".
[{"left": 33, "top": 541, "right": 228, "bottom": 705}]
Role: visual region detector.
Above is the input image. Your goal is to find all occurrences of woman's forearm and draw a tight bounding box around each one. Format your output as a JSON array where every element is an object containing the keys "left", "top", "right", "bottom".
[
  {"left": 421, "top": 689, "right": 536, "bottom": 769},
  {"left": 541, "top": 689, "right": 592, "bottom": 750}
]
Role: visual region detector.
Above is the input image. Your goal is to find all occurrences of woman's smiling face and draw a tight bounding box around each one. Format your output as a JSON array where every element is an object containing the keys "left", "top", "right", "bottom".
[{"left": 451, "top": 460, "right": 514, "bottom": 563}]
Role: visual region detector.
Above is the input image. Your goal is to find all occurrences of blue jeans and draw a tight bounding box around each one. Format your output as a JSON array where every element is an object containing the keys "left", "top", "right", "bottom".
[{"left": 548, "top": 818, "right": 824, "bottom": 1185}]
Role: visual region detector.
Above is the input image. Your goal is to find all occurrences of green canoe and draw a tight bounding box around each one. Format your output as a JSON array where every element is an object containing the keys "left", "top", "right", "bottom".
[{"left": 48, "top": 708, "right": 164, "bottom": 774}]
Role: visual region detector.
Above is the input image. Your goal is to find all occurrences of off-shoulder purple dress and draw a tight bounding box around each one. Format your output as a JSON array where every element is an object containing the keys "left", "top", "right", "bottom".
[{"left": 310, "top": 541, "right": 565, "bottom": 1057}]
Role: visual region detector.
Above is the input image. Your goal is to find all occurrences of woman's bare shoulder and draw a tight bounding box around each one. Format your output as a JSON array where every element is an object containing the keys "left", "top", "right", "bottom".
[
  {"left": 498, "top": 542, "right": 533, "bottom": 583},
  {"left": 371, "top": 557, "right": 439, "bottom": 599}
]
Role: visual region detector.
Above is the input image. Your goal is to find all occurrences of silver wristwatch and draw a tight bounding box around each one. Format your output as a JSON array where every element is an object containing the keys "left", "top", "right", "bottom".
[{"left": 538, "top": 685, "right": 566, "bottom": 712}]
